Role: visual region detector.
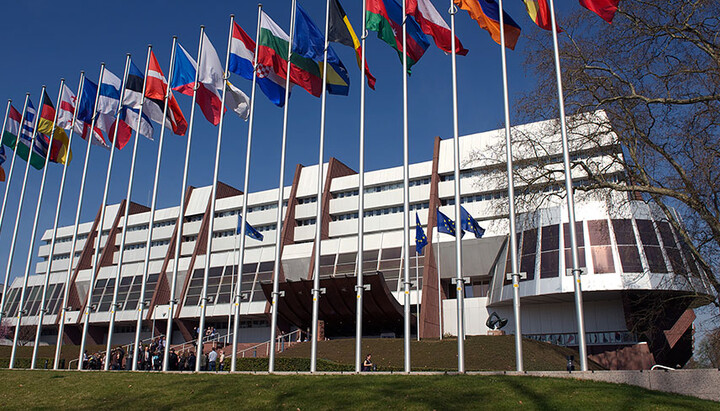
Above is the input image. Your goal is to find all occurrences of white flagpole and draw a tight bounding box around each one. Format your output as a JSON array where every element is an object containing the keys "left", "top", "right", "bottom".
[
  {"left": 101, "top": 55, "right": 135, "bottom": 370},
  {"left": 57, "top": 65, "right": 104, "bottom": 370},
  {"left": 547, "top": 0, "right": 588, "bottom": 371},
  {"left": 355, "top": 0, "right": 368, "bottom": 374},
  {"left": 401, "top": 0, "right": 412, "bottom": 374},
  {"left": 228, "top": 234, "right": 238, "bottom": 345},
  {"left": 30, "top": 79, "right": 68, "bottom": 369},
  {"left": 436, "top": 229, "right": 442, "bottom": 340},
  {"left": 269, "top": 0, "right": 297, "bottom": 373},
  {"left": 0, "top": 97, "right": 19, "bottom": 327},
  {"left": 8, "top": 86, "right": 46, "bottom": 369},
  {"left": 53, "top": 71, "right": 89, "bottom": 370},
  {"left": 415, "top": 250, "right": 420, "bottom": 341},
  {"left": 164, "top": 29, "right": 202, "bottom": 369},
  {"left": 41, "top": 73, "right": 83, "bottom": 370},
  {"left": 309, "top": 0, "right": 332, "bottom": 374},
  {"left": 77, "top": 60, "right": 122, "bottom": 370},
  {"left": 157, "top": 36, "right": 181, "bottom": 371},
  {"left": 197, "top": 15, "right": 235, "bottom": 371},
  {"left": 231, "top": 4, "right": 263, "bottom": 373},
  {"left": 108, "top": 47, "right": 152, "bottom": 370},
  {"left": 497, "top": 0, "right": 524, "bottom": 372},
  {"left": 448, "top": 1, "right": 465, "bottom": 373}
]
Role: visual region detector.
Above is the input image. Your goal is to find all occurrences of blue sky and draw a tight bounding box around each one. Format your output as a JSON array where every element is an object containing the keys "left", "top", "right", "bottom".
[{"left": 0, "top": 0, "right": 561, "bottom": 286}]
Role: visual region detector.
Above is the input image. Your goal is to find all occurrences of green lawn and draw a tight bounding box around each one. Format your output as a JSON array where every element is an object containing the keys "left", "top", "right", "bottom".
[{"left": 0, "top": 370, "right": 716, "bottom": 410}]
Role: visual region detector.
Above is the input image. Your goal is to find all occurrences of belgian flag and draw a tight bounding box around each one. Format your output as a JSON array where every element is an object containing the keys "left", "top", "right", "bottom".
[
  {"left": 328, "top": 0, "right": 377, "bottom": 89},
  {"left": 37, "top": 90, "right": 72, "bottom": 165}
]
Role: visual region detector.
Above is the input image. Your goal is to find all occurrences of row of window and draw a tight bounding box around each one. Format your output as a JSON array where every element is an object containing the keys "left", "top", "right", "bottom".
[
  {"left": 331, "top": 202, "right": 430, "bottom": 222},
  {"left": 47, "top": 233, "right": 88, "bottom": 245},
  {"left": 296, "top": 218, "right": 316, "bottom": 226},
  {"left": 331, "top": 177, "right": 431, "bottom": 199},
  {"left": 296, "top": 196, "right": 317, "bottom": 205}
]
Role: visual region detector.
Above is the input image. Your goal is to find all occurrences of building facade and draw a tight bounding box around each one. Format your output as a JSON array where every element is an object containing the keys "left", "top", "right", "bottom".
[{"left": 2, "top": 111, "right": 712, "bottom": 369}]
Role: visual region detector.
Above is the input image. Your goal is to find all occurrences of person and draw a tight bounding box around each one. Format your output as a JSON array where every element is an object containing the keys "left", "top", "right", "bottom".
[
  {"left": 136, "top": 346, "right": 144, "bottom": 370},
  {"left": 144, "top": 346, "right": 151, "bottom": 371},
  {"left": 82, "top": 350, "right": 88, "bottom": 370},
  {"left": 187, "top": 350, "right": 196, "bottom": 371},
  {"left": 169, "top": 348, "right": 179, "bottom": 371},
  {"left": 116, "top": 346, "right": 125, "bottom": 370},
  {"left": 362, "top": 354, "right": 373, "bottom": 372},
  {"left": 218, "top": 351, "right": 225, "bottom": 372},
  {"left": 208, "top": 347, "right": 218, "bottom": 372}
]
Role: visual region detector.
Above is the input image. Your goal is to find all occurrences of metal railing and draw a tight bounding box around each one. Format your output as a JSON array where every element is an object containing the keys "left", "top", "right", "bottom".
[
  {"left": 651, "top": 364, "right": 676, "bottom": 371},
  {"left": 235, "top": 329, "right": 305, "bottom": 358}
]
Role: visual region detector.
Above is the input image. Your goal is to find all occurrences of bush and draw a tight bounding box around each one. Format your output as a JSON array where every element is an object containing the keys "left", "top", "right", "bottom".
[
  {"left": 222, "top": 357, "right": 355, "bottom": 372},
  {"left": 0, "top": 358, "right": 55, "bottom": 369}
]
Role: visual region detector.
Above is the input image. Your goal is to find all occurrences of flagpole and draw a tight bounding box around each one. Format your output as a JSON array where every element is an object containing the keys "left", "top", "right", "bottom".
[
  {"left": 547, "top": 0, "right": 587, "bottom": 371},
  {"left": 231, "top": 4, "right": 263, "bottom": 373},
  {"left": 448, "top": 1, "right": 465, "bottom": 373},
  {"left": 497, "top": 0, "right": 524, "bottom": 373},
  {"left": 308, "top": 0, "right": 332, "bottom": 374},
  {"left": 415, "top": 250, "right": 419, "bottom": 341},
  {"left": 7, "top": 86, "right": 46, "bottom": 369},
  {"left": 355, "top": 0, "right": 368, "bottom": 374},
  {"left": 105, "top": 47, "right": 150, "bottom": 371},
  {"left": 0, "top": 97, "right": 18, "bottom": 327},
  {"left": 401, "top": 0, "right": 412, "bottom": 374},
  {"left": 228, "top": 234, "right": 238, "bottom": 345},
  {"left": 98, "top": 55, "right": 134, "bottom": 370},
  {"left": 53, "top": 73, "right": 88, "bottom": 370},
  {"left": 31, "top": 79, "right": 68, "bottom": 369},
  {"left": 196, "top": 15, "right": 235, "bottom": 371},
  {"left": 77, "top": 62, "right": 116, "bottom": 370},
  {"left": 269, "top": 0, "right": 297, "bottom": 373},
  {"left": 159, "top": 36, "right": 182, "bottom": 372},
  {"left": 436, "top": 229, "right": 442, "bottom": 339}
]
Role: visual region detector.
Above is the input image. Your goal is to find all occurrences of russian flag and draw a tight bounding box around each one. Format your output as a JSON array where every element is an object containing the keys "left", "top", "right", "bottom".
[{"left": 171, "top": 41, "right": 222, "bottom": 126}]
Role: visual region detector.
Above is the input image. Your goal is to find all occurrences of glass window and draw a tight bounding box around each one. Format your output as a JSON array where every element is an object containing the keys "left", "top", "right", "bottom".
[
  {"left": 636, "top": 220, "right": 659, "bottom": 245},
  {"left": 588, "top": 220, "right": 612, "bottom": 245},
  {"left": 541, "top": 225, "right": 559, "bottom": 251},
  {"left": 612, "top": 219, "right": 636, "bottom": 245},
  {"left": 591, "top": 246, "right": 615, "bottom": 274},
  {"left": 617, "top": 246, "right": 643, "bottom": 272}
]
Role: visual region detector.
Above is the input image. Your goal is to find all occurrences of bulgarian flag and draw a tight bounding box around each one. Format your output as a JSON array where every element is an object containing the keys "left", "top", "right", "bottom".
[
  {"left": 366, "top": 0, "right": 430, "bottom": 71},
  {"left": 257, "top": 10, "right": 349, "bottom": 98}
]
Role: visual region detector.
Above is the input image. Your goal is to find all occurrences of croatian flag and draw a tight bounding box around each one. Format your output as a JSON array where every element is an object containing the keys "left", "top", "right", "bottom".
[
  {"left": 229, "top": 22, "right": 288, "bottom": 107},
  {"left": 171, "top": 39, "right": 223, "bottom": 126}
]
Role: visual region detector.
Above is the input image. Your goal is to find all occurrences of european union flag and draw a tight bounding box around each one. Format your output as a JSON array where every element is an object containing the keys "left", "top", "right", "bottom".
[
  {"left": 460, "top": 206, "right": 485, "bottom": 238},
  {"left": 437, "top": 209, "right": 464, "bottom": 238},
  {"left": 237, "top": 215, "right": 263, "bottom": 241},
  {"left": 415, "top": 213, "right": 428, "bottom": 255}
]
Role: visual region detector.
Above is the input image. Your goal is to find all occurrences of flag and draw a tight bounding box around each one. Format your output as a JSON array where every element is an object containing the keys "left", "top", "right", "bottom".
[
  {"left": 437, "top": 209, "right": 464, "bottom": 237},
  {"left": 454, "top": 0, "right": 522, "bottom": 50},
  {"left": 366, "top": 0, "right": 431, "bottom": 71},
  {"left": 75, "top": 77, "right": 109, "bottom": 147},
  {"left": 237, "top": 215, "right": 263, "bottom": 241},
  {"left": 171, "top": 39, "right": 223, "bottom": 126},
  {"left": 146, "top": 51, "right": 187, "bottom": 136},
  {"left": 37, "top": 90, "right": 72, "bottom": 165},
  {"left": 415, "top": 213, "right": 428, "bottom": 254},
  {"left": 120, "top": 61, "right": 154, "bottom": 140},
  {"left": 328, "top": 0, "right": 377, "bottom": 90},
  {"left": 0, "top": 145, "right": 6, "bottom": 182},
  {"left": 224, "top": 81, "right": 250, "bottom": 120},
  {"left": 57, "top": 84, "right": 77, "bottom": 130},
  {"left": 229, "top": 22, "right": 290, "bottom": 107},
  {"left": 293, "top": 4, "right": 351, "bottom": 96},
  {"left": 460, "top": 206, "right": 485, "bottom": 238},
  {"left": 579, "top": 0, "right": 619, "bottom": 24},
  {"left": 4, "top": 99, "right": 47, "bottom": 170},
  {"left": 406, "top": 0, "right": 468, "bottom": 56},
  {"left": 2, "top": 105, "right": 21, "bottom": 148},
  {"left": 257, "top": 10, "right": 349, "bottom": 98},
  {"left": 98, "top": 68, "right": 135, "bottom": 150},
  {"left": 522, "top": 0, "right": 559, "bottom": 31}
]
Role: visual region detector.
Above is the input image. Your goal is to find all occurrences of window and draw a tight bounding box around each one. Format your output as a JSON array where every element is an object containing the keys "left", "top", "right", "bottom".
[
  {"left": 611, "top": 219, "right": 642, "bottom": 273},
  {"left": 540, "top": 225, "right": 559, "bottom": 278},
  {"left": 588, "top": 220, "right": 615, "bottom": 274},
  {"left": 636, "top": 220, "right": 668, "bottom": 273},
  {"left": 563, "top": 222, "right": 587, "bottom": 274}
]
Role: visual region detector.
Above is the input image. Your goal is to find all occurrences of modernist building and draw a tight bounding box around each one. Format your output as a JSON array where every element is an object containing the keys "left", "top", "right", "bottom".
[{"left": 2, "top": 111, "right": 712, "bottom": 369}]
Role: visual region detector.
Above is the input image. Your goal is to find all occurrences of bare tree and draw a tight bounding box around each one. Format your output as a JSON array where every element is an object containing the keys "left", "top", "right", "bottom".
[{"left": 470, "top": 0, "right": 720, "bottom": 309}]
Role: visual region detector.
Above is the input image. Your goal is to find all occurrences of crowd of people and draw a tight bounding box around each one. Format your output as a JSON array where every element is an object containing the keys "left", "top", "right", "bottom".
[{"left": 81, "top": 333, "right": 227, "bottom": 372}]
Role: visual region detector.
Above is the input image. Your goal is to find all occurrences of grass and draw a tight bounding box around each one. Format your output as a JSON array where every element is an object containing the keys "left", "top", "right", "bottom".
[
  {"left": 0, "top": 369, "right": 717, "bottom": 410},
  {"left": 278, "top": 335, "right": 604, "bottom": 371}
]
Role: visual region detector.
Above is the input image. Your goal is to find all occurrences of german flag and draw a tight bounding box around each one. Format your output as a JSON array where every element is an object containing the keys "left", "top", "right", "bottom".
[
  {"left": 328, "top": 0, "right": 376, "bottom": 89},
  {"left": 37, "top": 90, "right": 72, "bottom": 165}
]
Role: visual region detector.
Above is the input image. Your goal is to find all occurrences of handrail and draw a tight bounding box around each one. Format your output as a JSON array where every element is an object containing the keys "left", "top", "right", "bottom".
[
  {"left": 236, "top": 329, "right": 305, "bottom": 358},
  {"left": 68, "top": 358, "right": 78, "bottom": 370},
  {"left": 651, "top": 364, "right": 676, "bottom": 371}
]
